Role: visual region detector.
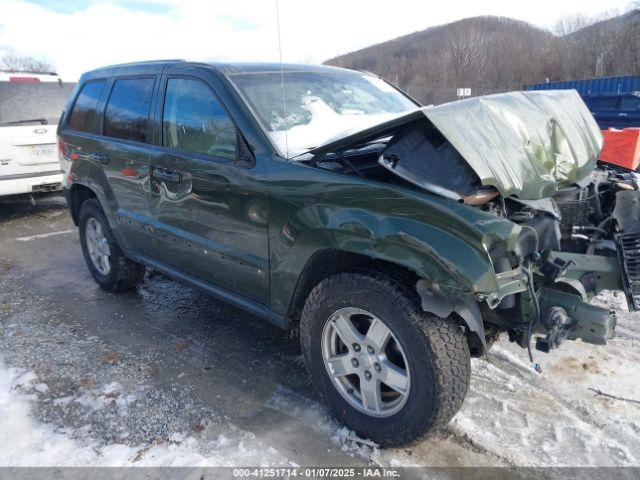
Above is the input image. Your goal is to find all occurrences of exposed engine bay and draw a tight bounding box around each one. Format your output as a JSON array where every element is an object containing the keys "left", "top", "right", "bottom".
[
  {"left": 489, "top": 166, "right": 640, "bottom": 305},
  {"left": 481, "top": 165, "right": 640, "bottom": 354},
  {"left": 299, "top": 89, "right": 640, "bottom": 357}
]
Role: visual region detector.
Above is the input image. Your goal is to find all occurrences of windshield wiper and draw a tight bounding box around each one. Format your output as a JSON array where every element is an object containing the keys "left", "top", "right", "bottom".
[
  {"left": 0, "top": 118, "right": 48, "bottom": 126},
  {"left": 290, "top": 147, "right": 317, "bottom": 160}
]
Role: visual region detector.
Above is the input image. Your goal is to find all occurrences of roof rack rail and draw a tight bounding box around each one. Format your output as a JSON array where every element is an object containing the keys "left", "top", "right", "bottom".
[{"left": 101, "top": 59, "right": 185, "bottom": 69}]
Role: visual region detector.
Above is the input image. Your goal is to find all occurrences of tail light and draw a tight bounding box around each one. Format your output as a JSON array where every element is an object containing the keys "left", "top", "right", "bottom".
[
  {"left": 9, "top": 76, "right": 39, "bottom": 83},
  {"left": 57, "top": 137, "right": 66, "bottom": 160},
  {"left": 58, "top": 137, "right": 78, "bottom": 161}
]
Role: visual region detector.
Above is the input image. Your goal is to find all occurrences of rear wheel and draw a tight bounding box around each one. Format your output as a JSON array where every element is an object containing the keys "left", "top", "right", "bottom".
[
  {"left": 79, "top": 198, "right": 145, "bottom": 292},
  {"left": 300, "top": 270, "right": 470, "bottom": 447}
]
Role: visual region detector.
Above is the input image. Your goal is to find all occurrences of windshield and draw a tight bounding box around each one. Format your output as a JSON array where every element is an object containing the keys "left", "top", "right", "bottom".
[
  {"left": 0, "top": 82, "right": 76, "bottom": 126},
  {"left": 229, "top": 69, "right": 418, "bottom": 157}
]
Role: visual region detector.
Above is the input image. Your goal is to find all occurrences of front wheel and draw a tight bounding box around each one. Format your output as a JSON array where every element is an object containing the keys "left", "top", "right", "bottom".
[{"left": 300, "top": 270, "right": 470, "bottom": 447}]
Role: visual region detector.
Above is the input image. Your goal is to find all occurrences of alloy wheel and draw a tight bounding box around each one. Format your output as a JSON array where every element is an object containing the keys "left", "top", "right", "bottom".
[
  {"left": 321, "top": 307, "right": 410, "bottom": 417},
  {"left": 85, "top": 217, "right": 111, "bottom": 276}
]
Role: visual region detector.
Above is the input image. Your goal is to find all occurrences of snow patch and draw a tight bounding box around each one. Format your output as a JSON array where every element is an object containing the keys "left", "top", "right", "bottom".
[
  {"left": 34, "top": 383, "right": 49, "bottom": 394},
  {"left": 452, "top": 315, "right": 640, "bottom": 467},
  {"left": 52, "top": 396, "right": 74, "bottom": 406},
  {"left": 14, "top": 230, "right": 75, "bottom": 242},
  {"left": 267, "top": 386, "right": 419, "bottom": 466},
  {"left": 74, "top": 382, "right": 137, "bottom": 415},
  {"left": 0, "top": 361, "right": 291, "bottom": 466}
]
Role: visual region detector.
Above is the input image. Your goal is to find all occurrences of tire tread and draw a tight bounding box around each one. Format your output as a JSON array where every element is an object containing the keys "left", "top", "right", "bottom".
[{"left": 300, "top": 269, "right": 470, "bottom": 447}]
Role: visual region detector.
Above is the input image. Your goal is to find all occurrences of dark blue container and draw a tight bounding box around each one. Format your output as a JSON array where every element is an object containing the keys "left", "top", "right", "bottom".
[{"left": 527, "top": 76, "right": 640, "bottom": 95}]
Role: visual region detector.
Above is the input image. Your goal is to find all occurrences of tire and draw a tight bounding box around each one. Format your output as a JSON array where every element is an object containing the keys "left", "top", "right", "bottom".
[
  {"left": 300, "top": 270, "right": 470, "bottom": 448},
  {"left": 78, "top": 198, "right": 145, "bottom": 292}
]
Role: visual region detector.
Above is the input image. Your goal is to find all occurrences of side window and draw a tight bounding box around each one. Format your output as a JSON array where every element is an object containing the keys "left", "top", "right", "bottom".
[
  {"left": 162, "top": 78, "right": 237, "bottom": 160},
  {"left": 68, "top": 80, "right": 106, "bottom": 133},
  {"left": 589, "top": 96, "right": 619, "bottom": 110},
  {"left": 104, "top": 77, "right": 154, "bottom": 142},
  {"left": 621, "top": 96, "right": 640, "bottom": 112}
]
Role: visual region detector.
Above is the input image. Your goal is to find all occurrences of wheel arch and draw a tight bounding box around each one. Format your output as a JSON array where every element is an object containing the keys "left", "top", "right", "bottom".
[
  {"left": 68, "top": 183, "right": 98, "bottom": 226},
  {"left": 287, "top": 249, "right": 415, "bottom": 321},
  {"left": 287, "top": 248, "right": 486, "bottom": 356}
]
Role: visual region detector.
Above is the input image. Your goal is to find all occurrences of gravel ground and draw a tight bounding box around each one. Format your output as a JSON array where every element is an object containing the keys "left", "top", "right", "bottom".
[{"left": 0, "top": 194, "right": 638, "bottom": 468}]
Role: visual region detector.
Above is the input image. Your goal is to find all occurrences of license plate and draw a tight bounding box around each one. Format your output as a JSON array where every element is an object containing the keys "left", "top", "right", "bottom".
[{"left": 30, "top": 144, "right": 55, "bottom": 158}]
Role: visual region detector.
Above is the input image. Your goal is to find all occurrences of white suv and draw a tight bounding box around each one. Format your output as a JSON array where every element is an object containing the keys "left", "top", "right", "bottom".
[{"left": 0, "top": 72, "right": 75, "bottom": 197}]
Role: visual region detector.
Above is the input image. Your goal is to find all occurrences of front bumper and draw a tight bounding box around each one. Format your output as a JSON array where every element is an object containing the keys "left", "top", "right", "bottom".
[
  {"left": 482, "top": 251, "right": 623, "bottom": 348},
  {"left": 534, "top": 251, "right": 622, "bottom": 346},
  {"left": 538, "top": 287, "right": 616, "bottom": 346}
]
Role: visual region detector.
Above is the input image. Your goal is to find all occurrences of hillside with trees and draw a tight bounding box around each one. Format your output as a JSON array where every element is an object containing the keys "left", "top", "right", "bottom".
[{"left": 325, "top": 9, "right": 640, "bottom": 104}]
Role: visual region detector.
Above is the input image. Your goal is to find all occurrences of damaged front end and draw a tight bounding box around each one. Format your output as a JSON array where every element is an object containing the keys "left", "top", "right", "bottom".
[
  {"left": 302, "top": 89, "right": 639, "bottom": 356},
  {"left": 478, "top": 169, "right": 640, "bottom": 355}
]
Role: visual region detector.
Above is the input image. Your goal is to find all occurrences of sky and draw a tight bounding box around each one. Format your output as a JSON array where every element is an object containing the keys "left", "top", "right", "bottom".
[{"left": 0, "top": 0, "right": 633, "bottom": 80}]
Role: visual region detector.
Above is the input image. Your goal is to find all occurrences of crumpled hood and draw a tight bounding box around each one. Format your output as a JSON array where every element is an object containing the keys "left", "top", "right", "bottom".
[
  {"left": 308, "top": 90, "right": 603, "bottom": 200},
  {"left": 424, "top": 89, "right": 603, "bottom": 199}
]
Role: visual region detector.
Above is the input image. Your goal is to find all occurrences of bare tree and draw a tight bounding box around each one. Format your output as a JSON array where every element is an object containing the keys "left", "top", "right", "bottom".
[
  {"left": 1, "top": 54, "right": 54, "bottom": 73},
  {"left": 553, "top": 14, "right": 591, "bottom": 36}
]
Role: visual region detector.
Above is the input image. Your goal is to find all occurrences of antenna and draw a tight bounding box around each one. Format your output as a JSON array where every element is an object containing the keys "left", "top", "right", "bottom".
[{"left": 275, "top": 0, "right": 289, "bottom": 157}]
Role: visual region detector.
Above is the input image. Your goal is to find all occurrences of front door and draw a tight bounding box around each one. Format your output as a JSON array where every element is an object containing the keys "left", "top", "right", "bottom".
[{"left": 149, "top": 75, "right": 269, "bottom": 304}]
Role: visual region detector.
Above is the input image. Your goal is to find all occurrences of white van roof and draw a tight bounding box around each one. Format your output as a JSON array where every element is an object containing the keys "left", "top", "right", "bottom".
[
  {"left": 0, "top": 80, "right": 76, "bottom": 125},
  {"left": 0, "top": 71, "right": 61, "bottom": 83}
]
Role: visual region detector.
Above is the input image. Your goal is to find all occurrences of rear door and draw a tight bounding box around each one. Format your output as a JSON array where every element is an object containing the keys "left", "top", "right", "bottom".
[
  {"left": 97, "top": 76, "right": 159, "bottom": 258},
  {"left": 148, "top": 72, "right": 269, "bottom": 304}
]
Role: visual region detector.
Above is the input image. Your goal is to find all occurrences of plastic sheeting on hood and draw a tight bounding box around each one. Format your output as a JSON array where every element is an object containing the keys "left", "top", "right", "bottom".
[
  {"left": 306, "top": 90, "right": 603, "bottom": 200},
  {"left": 422, "top": 89, "right": 603, "bottom": 199}
]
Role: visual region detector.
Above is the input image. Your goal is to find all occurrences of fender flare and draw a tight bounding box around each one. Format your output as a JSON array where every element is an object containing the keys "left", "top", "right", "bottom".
[{"left": 416, "top": 278, "right": 486, "bottom": 354}]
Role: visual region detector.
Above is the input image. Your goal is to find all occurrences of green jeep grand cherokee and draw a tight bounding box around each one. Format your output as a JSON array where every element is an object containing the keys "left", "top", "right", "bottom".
[{"left": 58, "top": 60, "right": 640, "bottom": 447}]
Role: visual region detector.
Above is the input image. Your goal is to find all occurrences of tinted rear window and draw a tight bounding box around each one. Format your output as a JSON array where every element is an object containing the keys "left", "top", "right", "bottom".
[
  {"left": 104, "top": 77, "right": 154, "bottom": 142},
  {"left": 68, "top": 80, "right": 106, "bottom": 133},
  {"left": 0, "top": 82, "right": 76, "bottom": 126},
  {"left": 621, "top": 95, "right": 640, "bottom": 112},
  {"left": 589, "top": 96, "right": 619, "bottom": 110}
]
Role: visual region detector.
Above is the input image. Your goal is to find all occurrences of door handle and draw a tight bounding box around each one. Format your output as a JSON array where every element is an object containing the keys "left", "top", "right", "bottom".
[
  {"left": 154, "top": 168, "right": 182, "bottom": 183},
  {"left": 90, "top": 153, "right": 109, "bottom": 164}
]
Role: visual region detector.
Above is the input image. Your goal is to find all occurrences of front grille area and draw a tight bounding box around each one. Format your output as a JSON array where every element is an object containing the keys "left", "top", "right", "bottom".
[{"left": 617, "top": 232, "right": 640, "bottom": 311}]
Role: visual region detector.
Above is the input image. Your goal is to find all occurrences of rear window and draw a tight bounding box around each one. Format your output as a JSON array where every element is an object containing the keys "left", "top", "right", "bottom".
[
  {"left": 621, "top": 95, "right": 640, "bottom": 112},
  {"left": 589, "top": 96, "right": 619, "bottom": 110},
  {"left": 68, "top": 80, "right": 106, "bottom": 133},
  {"left": 0, "top": 82, "right": 76, "bottom": 126},
  {"left": 104, "top": 77, "right": 154, "bottom": 143}
]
